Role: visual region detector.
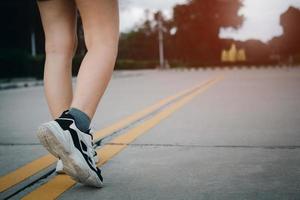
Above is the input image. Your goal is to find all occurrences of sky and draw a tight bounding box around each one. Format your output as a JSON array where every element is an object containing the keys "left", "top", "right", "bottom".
[
  {"left": 119, "top": 0, "right": 187, "bottom": 32},
  {"left": 119, "top": 0, "right": 300, "bottom": 43}
]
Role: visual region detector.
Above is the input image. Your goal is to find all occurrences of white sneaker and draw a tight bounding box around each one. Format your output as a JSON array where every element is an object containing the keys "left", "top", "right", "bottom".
[
  {"left": 56, "top": 150, "right": 99, "bottom": 174},
  {"left": 37, "top": 110, "right": 103, "bottom": 187},
  {"left": 56, "top": 127, "right": 99, "bottom": 174}
]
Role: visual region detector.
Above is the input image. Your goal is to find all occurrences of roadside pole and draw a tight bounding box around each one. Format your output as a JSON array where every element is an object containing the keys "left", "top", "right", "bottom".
[
  {"left": 155, "top": 12, "right": 165, "bottom": 69},
  {"left": 158, "top": 18, "right": 164, "bottom": 69}
]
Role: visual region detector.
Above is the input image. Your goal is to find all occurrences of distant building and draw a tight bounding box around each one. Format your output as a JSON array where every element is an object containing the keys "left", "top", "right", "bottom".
[
  {"left": 221, "top": 43, "right": 247, "bottom": 62},
  {"left": 221, "top": 50, "right": 229, "bottom": 62},
  {"left": 228, "top": 44, "right": 237, "bottom": 62},
  {"left": 237, "top": 49, "right": 246, "bottom": 61}
]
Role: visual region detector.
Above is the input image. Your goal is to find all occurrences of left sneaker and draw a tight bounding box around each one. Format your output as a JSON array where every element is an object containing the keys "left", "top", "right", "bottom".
[{"left": 37, "top": 110, "right": 103, "bottom": 187}]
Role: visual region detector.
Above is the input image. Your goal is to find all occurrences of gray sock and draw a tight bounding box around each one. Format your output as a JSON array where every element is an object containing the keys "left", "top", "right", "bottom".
[{"left": 68, "top": 107, "right": 91, "bottom": 133}]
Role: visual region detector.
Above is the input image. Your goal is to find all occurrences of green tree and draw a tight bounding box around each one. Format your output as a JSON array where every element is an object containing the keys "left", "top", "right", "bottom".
[{"left": 169, "top": 0, "right": 243, "bottom": 63}]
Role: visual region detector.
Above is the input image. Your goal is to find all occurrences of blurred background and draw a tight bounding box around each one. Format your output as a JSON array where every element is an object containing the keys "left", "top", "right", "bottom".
[
  {"left": 0, "top": 0, "right": 299, "bottom": 80},
  {"left": 1, "top": 2, "right": 300, "bottom": 198}
]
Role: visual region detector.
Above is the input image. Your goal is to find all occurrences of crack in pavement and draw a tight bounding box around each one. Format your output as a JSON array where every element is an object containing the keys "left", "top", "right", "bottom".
[
  {"left": 2, "top": 143, "right": 300, "bottom": 150},
  {"left": 106, "top": 143, "right": 300, "bottom": 149},
  {"left": 0, "top": 143, "right": 41, "bottom": 146}
]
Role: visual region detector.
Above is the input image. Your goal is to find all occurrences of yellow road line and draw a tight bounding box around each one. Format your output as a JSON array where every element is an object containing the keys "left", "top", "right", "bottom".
[
  {"left": 22, "top": 75, "right": 223, "bottom": 200},
  {"left": 0, "top": 154, "right": 56, "bottom": 192},
  {"left": 0, "top": 78, "right": 214, "bottom": 193},
  {"left": 92, "top": 78, "right": 214, "bottom": 140}
]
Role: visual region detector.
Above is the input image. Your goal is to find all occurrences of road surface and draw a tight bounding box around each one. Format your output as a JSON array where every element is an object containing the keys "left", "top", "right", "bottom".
[{"left": 0, "top": 66, "right": 300, "bottom": 199}]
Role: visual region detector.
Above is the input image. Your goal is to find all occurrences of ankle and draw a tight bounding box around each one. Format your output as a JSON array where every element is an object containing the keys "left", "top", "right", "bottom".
[{"left": 68, "top": 107, "right": 91, "bottom": 133}]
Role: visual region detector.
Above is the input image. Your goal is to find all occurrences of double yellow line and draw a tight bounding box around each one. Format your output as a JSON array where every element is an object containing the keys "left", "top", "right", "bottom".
[{"left": 0, "top": 75, "right": 224, "bottom": 199}]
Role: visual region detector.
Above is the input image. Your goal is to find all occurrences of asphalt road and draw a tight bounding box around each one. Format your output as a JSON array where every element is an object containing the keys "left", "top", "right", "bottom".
[{"left": 0, "top": 66, "right": 300, "bottom": 199}]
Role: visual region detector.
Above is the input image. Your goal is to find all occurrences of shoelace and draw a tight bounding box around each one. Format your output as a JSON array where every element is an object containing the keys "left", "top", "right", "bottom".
[{"left": 88, "top": 126, "right": 98, "bottom": 160}]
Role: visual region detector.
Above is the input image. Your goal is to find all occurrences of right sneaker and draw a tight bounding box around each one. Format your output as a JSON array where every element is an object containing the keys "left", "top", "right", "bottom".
[
  {"left": 37, "top": 110, "right": 103, "bottom": 187},
  {"left": 56, "top": 128, "right": 99, "bottom": 174},
  {"left": 56, "top": 148, "right": 99, "bottom": 174}
]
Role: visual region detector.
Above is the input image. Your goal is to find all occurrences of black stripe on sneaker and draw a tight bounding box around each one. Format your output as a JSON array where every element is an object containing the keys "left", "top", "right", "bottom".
[{"left": 55, "top": 118, "right": 103, "bottom": 182}]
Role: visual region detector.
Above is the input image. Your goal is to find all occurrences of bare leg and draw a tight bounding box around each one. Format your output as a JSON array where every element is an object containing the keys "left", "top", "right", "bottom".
[
  {"left": 71, "top": 0, "right": 119, "bottom": 120},
  {"left": 37, "top": 0, "right": 77, "bottom": 119}
]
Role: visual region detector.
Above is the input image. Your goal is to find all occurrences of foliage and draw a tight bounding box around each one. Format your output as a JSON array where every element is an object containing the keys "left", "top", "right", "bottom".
[
  {"left": 1, "top": 1, "right": 300, "bottom": 79},
  {"left": 269, "top": 6, "right": 300, "bottom": 61},
  {"left": 118, "top": 0, "right": 244, "bottom": 64}
]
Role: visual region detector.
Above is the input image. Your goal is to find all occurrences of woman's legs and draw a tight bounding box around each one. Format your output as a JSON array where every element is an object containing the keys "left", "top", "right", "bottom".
[
  {"left": 36, "top": 0, "right": 118, "bottom": 186},
  {"left": 37, "top": 0, "right": 77, "bottom": 119},
  {"left": 38, "top": 0, "right": 119, "bottom": 121},
  {"left": 71, "top": 0, "right": 119, "bottom": 120}
]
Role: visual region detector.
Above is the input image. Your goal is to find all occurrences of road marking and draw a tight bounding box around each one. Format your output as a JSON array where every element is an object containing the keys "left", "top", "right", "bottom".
[
  {"left": 0, "top": 154, "right": 56, "bottom": 192},
  {"left": 0, "top": 78, "right": 215, "bottom": 193},
  {"left": 22, "top": 75, "right": 223, "bottom": 200}
]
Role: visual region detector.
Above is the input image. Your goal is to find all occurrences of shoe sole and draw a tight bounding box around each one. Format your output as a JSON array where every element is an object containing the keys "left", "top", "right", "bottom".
[
  {"left": 37, "top": 121, "right": 103, "bottom": 187},
  {"left": 56, "top": 154, "right": 99, "bottom": 174}
]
